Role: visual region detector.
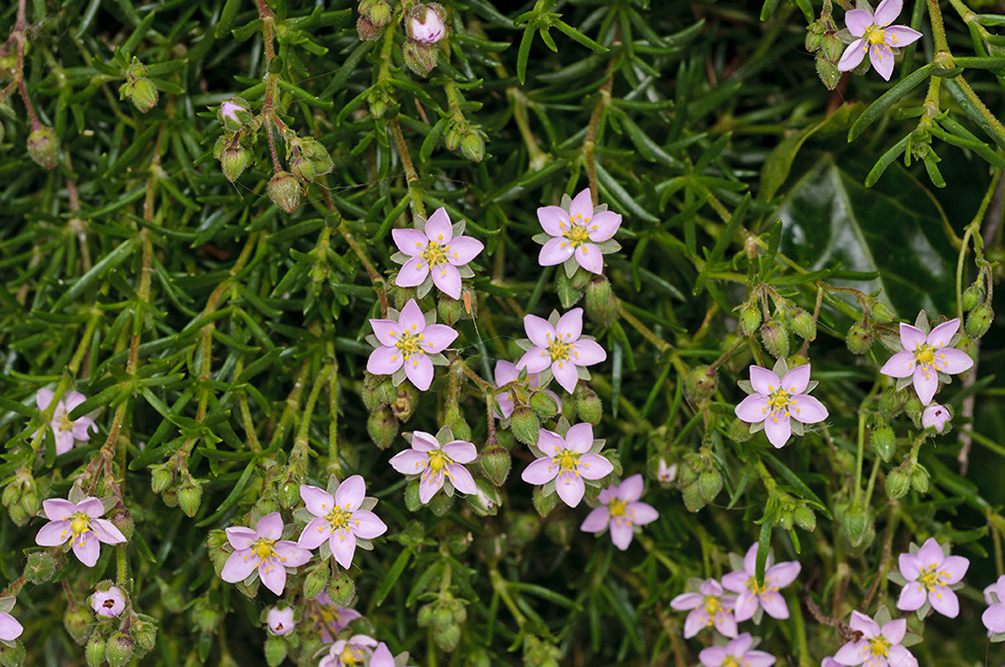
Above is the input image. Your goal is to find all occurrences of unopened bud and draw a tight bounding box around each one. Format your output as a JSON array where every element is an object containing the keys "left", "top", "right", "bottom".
[
  {"left": 584, "top": 276, "right": 618, "bottom": 328},
  {"left": 739, "top": 305, "right": 761, "bottom": 337},
  {"left": 871, "top": 425, "right": 895, "bottom": 462},
  {"left": 327, "top": 572, "right": 356, "bottom": 608},
  {"left": 575, "top": 387, "right": 602, "bottom": 425},
  {"left": 218, "top": 99, "right": 252, "bottom": 131},
  {"left": 6, "top": 504, "right": 27, "bottom": 527},
  {"left": 268, "top": 171, "right": 300, "bottom": 214},
  {"left": 86, "top": 636, "right": 106, "bottom": 667},
  {"left": 417, "top": 603, "right": 434, "bottom": 627},
  {"left": 367, "top": 407, "right": 398, "bottom": 449},
  {"left": 510, "top": 407, "right": 540, "bottom": 446},
  {"left": 507, "top": 513, "right": 541, "bottom": 549},
  {"left": 869, "top": 301, "right": 896, "bottom": 323},
  {"left": 151, "top": 465, "right": 173, "bottom": 494},
  {"left": 403, "top": 41, "right": 438, "bottom": 77},
  {"left": 24, "top": 551, "right": 57, "bottom": 584},
  {"left": 682, "top": 482, "right": 707, "bottom": 512},
  {"left": 409, "top": 4, "right": 446, "bottom": 43},
  {"left": 303, "top": 562, "right": 329, "bottom": 600},
  {"left": 845, "top": 321, "right": 873, "bottom": 354},
  {"left": 760, "top": 320, "right": 789, "bottom": 359},
  {"left": 437, "top": 296, "right": 462, "bottom": 326},
  {"left": 886, "top": 466, "right": 911, "bottom": 500},
  {"left": 404, "top": 480, "right": 422, "bottom": 512},
  {"left": 805, "top": 28, "right": 823, "bottom": 52},
  {"left": 265, "top": 636, "right": 288, "bottom": 667},
  {"left": 684, "top": 365, "right": 717, "bottom": 404},
  {"left": 816, "top": 52, "right": 841, "bottom": 90},
  {"left": 911, "top": 464, "right": 930, "bottom": 494},
  {"left": 279, "top": 481, "right": 300, "bottom": 509},
  {"left": 728, "top": 416, "right": 752, "bottom": 443},
  {"left": 966, "top": 302, "right": 993, "bottom": 339},
  {"left": 64, "top": 607, "right": 91, "bottom": 645},
  {"left": 436, "top": 624, "right": 461, "bottom": 652},
  {"left": 179, "top": 479, "right": 202, "bottom": 517},
  {"left": 529, "top": 390, "right": 559, "bottom": 418},
  {"left": 216, "top": 146, "right": 248, "bottom": 184},
  {"left": 105, "top": 632, "right": 134, "bottom": 667},
  {"left": 460, "top": 131, "right": 484, "bottom": 163},
  {"left": 129, "top": 78, "right": 159, "bottom": 113},
  {"left": 698, "top": 469, "right": 722, "bottom": 503},
  {"left": 789, "top": 308, "right": 816, "bottom": 341},
  {"left": 290, "top": 156, "right": 316, "bottom": 184},
  {"left": 961, "top": 282, "right": 984, "bottom": 312},
  {"left": 840, "top": 503, "right": 873, "bottom": 549},
  {"left": 27, "top": 127, "right": 59, "bottom": 170},
  {"left": 878, "top": 387, "right": 906, "bottom": 419},
  {"left": 821, "top": 33, "right": 844, "bottom": 62},
  {"left": 479, "top": 441, "right": 511, "bottom": 487},
  {"left": 357, "top": 16, "right": 382, "bottom": 41},
  {"left": 793, "top": 506, "right": 816, "bottom": 531}
]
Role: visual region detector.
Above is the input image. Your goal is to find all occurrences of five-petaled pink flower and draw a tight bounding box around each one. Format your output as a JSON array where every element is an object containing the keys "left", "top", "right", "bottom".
[
  {"left": 0, "top": 598, "right": 23, "bottom": 643},
  {"left": 656, "top": 458, "right": 677, "bottom": 483},
  {"left": 535, "top": 188, "right": 622, "bottom": 274},
  {"left": 310, "top": 594, "right": 361, "bottom": 643},
  {"left": 522, "top": 423, "right": 613, "bottom": 507},
  {"left": 734, "top": 364, "right": 828, "bottom": 448},
  {"left": 897, "top": 537, "right": 969, "bottom": 618},
  {"left": 391, "top": 208, "right": 483, "bottom": 299},
  {"left": 389, "top": 430, "right": 478, "bottom": 504},
  {"left": 516, "top": 308, "right": 606, "bottom": 394},
  {"left": 35, "top": 388, "right": 96, "bottom": 455},
  {"left": 880, "top": 319, "right": 972, "bottom": 405},
  {"left": 837, "top": 0, "right": 922, "bottom": 81},
  {"left": 670, "top": 578, "right": 738, "bottom": 639},
  {"left": 267, "top": 607, "right": 295, "bottom": 636},
  {"left": 721, "top": 543, "right": 801, "bottom": 622},
  {"left": 982, "top": 575, "right": 1005, "bottom": 636},
  {"left": 366, "top": 299, "right": 458, "bottom": 391},
  {"left": 297, "top": 476, "right": 387, "bottom": 570},
  {"left": 492, "top": 360, "right": 556, "bottom": 420},
  {"left": 318, "top": 634, "right": 378, "bottom": 667},
  {"left": 35, "top": 495, "right": 126, "bottom": 567},
  {"left": 832, "top": 611, "right": 916, "bottom": 667},
  {"left": 921, "top": 404, "right": 950, "bottom": 433},
  {"left": 90, "top": 586, "right": 126, "bottom": 618},
  {"left": 699, "top": 633, "right": 776, "bottom": 667},
  {"left": 580, "top": 474, "right": 658, "bottom": 550},
  {"left": 221, "top": 512, "right": 311, "bottom": 595}
]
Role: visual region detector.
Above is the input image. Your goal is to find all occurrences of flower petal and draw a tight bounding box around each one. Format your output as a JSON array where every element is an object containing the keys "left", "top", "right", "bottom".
[
  {"left": 577, "top": 453, "right": 613, "bottom": 480},
  {"left": 760, "top": 590, "right": 789, "bottom": 619},
  {"left": 713, "top": 611, "right": 738, "bottom": 638},
  {"left": 0, "top": 613, "right": 23, "bottom": 642},
  {"left": 837, "top": 39, "right": 866, "bottom": 72},
  {"left": 581, "top": 507, "right": 610, "bottom": 533},
  {"left": 670, "top": 592, "right": 703, "bottom": 611},
  {"left": 366, "top": 345, "right": 404, "bottom": 377},
  {"left": 881, "top": 350, "right": 917, "bottom": 378},
  {"left": 912, "top": 364, "right": 938, "bottom": 405},
  {"left": 781, "top": 365, "right": 811, "bottom": 394},
  {"left": 72, "top": 417, "right": 96, "bottom": 441},
  {"left": 494, "top": 360, "right": 518, "bottom": 386},
  {"left": 55, "top": 431, "right": 75, "bottom": 455},
  {"left": 397, "top": 299, "right": 426, "bottom": 333},
  {"left": 569, "top": 188, "right": 594, "bottom": 222},
  {"left": 331, "top": 529, "right": 358, "bottom": 570},
  {"left": 609, "top": 520, "right": 634, "bottom": 550},
  {"left": 570, "top": 340, "right": 606, "bottom": 367},
  {"left": 537, "top": 205, "right": 569, "bottom": 236},
  {"left": 430, "top": 263, "right": 463, "bottom": 299},
  {"left": 299, "top": 517, "right": 332, "bottom": 550},
  {"left": 886, "top": 644, "right": 918, "bottom": 667},
  {"left": 446, "top": 236, "right": 483, "bottom": 266},
  {"left": 898, "top": 552, "right": 921, "bottom": 580},
  {"left": 763, "top": 412, "right": 792, "bottom": 448},
  {"left": 881, "top": 618, "right": 907, "bottom": 644},
  {"left": 551, "top": 359, "right": 579, "bottom": 394},
  {"left": 334, "top": 475, "right": 365, "bottom": 511},
  {"left": 983, "top": 603, "right": 1005, "bottom": 633},
  {"left": 423, "top": 207, "right": 453, "bottom": 243},
  {"left": 555, "top": 470, "right": 585, "bottom": 507},
  {"left": 833, "top": 640, "right": 868, "bottom": 665},
  {"left": 932, "top": 348, "right": 973, "bottom": 375},
  {"left": 618, "top": 474, "right": 644, "bottom": 503},
  {"left": 36, "top": 388, "right": 55, "bottom": 411},
  {"left": 626, "top": 501, "right": 658, "bottom": 525},
  {"left": 897, "top": 581, "right": 927, "bottom": 611},
  {"left": 586, "top": 211, "right": 621, "bottom": 242},
  {"left": 351, "top": 509, "right": 387, "bottom": 540},
  {"left": 394, "top": 256, "right": 429, "bottom": 288},
  {"left": 391, "top": 228, "right": 429, "bottom": 256},
  {"left": 683, "top": 609, "right": 706, "bottom": 638},
  {"left": 421, "top": 324, "right": 459, "bottom": 354},
  {"left": 565, "top": 423, "right": 594, "bottom": 453},
  {"left": 521, "top": 457, "right": 559, "bottom": 485},
  {"left": 885, "top": 25, "right": 922, "bottom": 47},
  {"left": 258, "top": 559, "right": 287, "bottom": 595},
  {"left": 735, "top": 394, "right": 770, "bottom": 423},
  {"left": 78, "top": 497, "right": 105, "bottom": 518},
  {"left": 72, "top": 532, "right": 101, "bottom": 567},
  {"left": 940, "top": 555, "right": 969, "bottom": 584},
  {"left": 445, "top": 463, "right": 478, "bottom": 495},
  {"left": 574, "top": 243, "right": 604, "bottom": 274},
  {"left": 411, "top": 431, "right": 439, "bottom": 451},
  {"left": 538, "top": 237, "right": 575, "bottom": 266},
  {"left": 749, "top": 366, "right": 781, "bottom": 395},
  {"left": 275, "top": 540, "right": 312, "bottom": 567},
  {"left": 92, "top": 519, "right": 127, "bottom": 545},
  {"left": 844, "top": 8, "right": 873, "bottom": 36},
  {"left": 899, "top": 322, "right": 927, "bottom": 349},
  {"left": 790, "top": 394, "right": 828, "bottom": 424},
  {"left": 43, "top": 498, "right": 78, "bottom": 521},
  {"left": 523, "top": 314, "right": 556, "bottom": 348},
  {"left": 389, "top": 449, "right": 428, "bottom": 475},
  {"left": 517, "top": 348, "right": 551, "bottom": 374},
  {"left": 873, "top": 0, "right": 903, "bottom": 26},
  {"left": 929, "top": 586, "right": 959, "bottom": 617},
  {"left": 870, "top": 43, "right": 895, "bottom": 81},
  {"left": 301, "top": 485, "right": 335, "bottom": 516},
  {"left": 849, "top": 610, "right": 880, "bottom": 637},
  {"left": 404, "top": 354, "right": 435, "bottom": 391},
  {"left": 256, "top": 513, "right": 284, "bottom": 540},
  {"left": 555, "top": 308, "right": 584, "bottom": 342},
  {"left": 699, "top": 646, "right": 727, "bottom": 667},
  {"left": 419, "top": 470, "right": 445, "bottom": 503},
  {"left": 766, "top": 561, "right": 801, "bottom": 588},
  {"left": 36, "top": 519, "right": 71, "bottom": 546},
  {"left": 441, "top": 440, "right": 477, "bottom": 463}
]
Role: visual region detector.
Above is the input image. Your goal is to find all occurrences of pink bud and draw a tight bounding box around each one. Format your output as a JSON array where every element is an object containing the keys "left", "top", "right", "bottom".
[
  {"left": 410, "top": 5, "right": 445, "bottom": 44},
  {"left": 921, "top": 403, "right": 951, "bottom": 433}
]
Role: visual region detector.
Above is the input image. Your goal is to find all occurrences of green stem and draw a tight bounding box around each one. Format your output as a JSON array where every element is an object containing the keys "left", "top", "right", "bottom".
[{"left": 292, "top": 362, "right": 331, "bottom": 472}]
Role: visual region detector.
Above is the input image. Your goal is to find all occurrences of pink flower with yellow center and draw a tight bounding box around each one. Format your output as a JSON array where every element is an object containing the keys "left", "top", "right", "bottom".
[
  {"left": 366, "top": 299, "right": 458, "bottom": 392},
  {"left": 389, "top": 430, "right": 478, "bottom": 504},
  {"left": 35, "top": 388, "right": 96, "bottom": 455},
  {"left": 90, "top": 586, "right": 126, "bottom": 618},
  {"left": 297, "top": 475, "right": 387, "bottom": 569},
  {"left": 837, "top": 0, "right": 922, "bottom": 81},
  {"left": 880, "top": 319, "right": 972, "bottom": 405},
  {"left": 734, "top": 363, "right": 828, "bottom": 448},
  {"left": 521, "top": 423, "right": 613, "bottom": 507},
  {"left": 318, "top": 634, "right": 378, "bottom": 667},
  {"left": 699, "top": 633, "right": 775, "bottom": 667},
  {"left": 720, "top": 543, "right": 801, "bottom": 622},
  {"left": 832, "top": 611, "right": 916, "bottom": 667},
  {"left": 35, "top": 495, "right": 126, "bottom": 567},
  {"left": 896, "top": 538, "right": 969, "bottom": 618},
  {"left": 220, "top": 512, "right": 311, "bottom": 595},
  {"left": 267, "top": 607, "right": 295, "bottom": 636},
  {"left": 670, "top": 578, "right": 738, "bottom": 639},
  {"left": 580, "top": 474, "right": 658, "bottom": 550},
  {"left": 535, "top": 188, "right": 622, "bottom": 275},
  {"left": 516, "top": 308, "right": 606, "bottom": 394},
  {"left": 391, "top": 208, "right": 483, "bottom": 300}
]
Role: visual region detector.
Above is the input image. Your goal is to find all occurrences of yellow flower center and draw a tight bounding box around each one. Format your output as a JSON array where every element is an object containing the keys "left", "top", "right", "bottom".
[
  {"left": 916, "top": 344, "right": 935, "bottom": 365},
  {"left": 70, "top": 512, "right": 92, "bottom": 536},
  {"left": 703, "top": 595, "right": 720, "bottom": 615},
  {"left": 722, "top": 658, "right": 740, "bottom": 667},
  {"left": 340, "top": 648, "right": 361, "bottom": 666},
  {"left": 554, "top": 449, "right": 580, "bottom": 472},
  {"left": 869, "top": 636, "right": 890, "bottom": 656},
  {"left": 746, "top": 575, "right": 766, "bottom": 596},
  {"left": 325, "top": 507, "right": 350, "bottom": 531},
  {"left": 57, "top": 409, "right": 74, "bottom": 432},
  {"left": 395, "top": 332, "right": 424, "bottom": 360},
  {"left": 421, "top": 241, "right": 449, "bottom": 266},
  {"left": 565, "top": 223, "right": 591, "bottom": 247},
  {"left": 919, "top": 564, "right": 947, "bottom": 591},
  {"left": 428, "top": 449, "right": 451, "bottom": 473},
  {"left": 609, "top": 499, "right": 627, "bottom": 517},
  {"left": 252, "top": 538, "right": 277, "bottom": 561},
  {"left": 864, "top": 26, "right": 886, "bottom": 45},
  {"left": 768, "top": 388, "right": 792, "bottom": 411},
  {"left": 547, "top": 339, "right": 571, "bottom": 362}
]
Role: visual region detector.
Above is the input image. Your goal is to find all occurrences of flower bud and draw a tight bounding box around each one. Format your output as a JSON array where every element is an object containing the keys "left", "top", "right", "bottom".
[
  {"left": 839, "top": 503, "right": 873, "bottom": 549},
  {"left": 437, "top": 296, "right": 462, "bottom": 326},
  {"left": 886, "top": 465, "right": 911, "bottom": 500},
  {"left": 129, "top": 78, "right": 159, "bottom": 113},
  {"left": 263, "top": 636, "right": 287, "bottom": 667},
  {"left": 506, "top": 513, "right": 541, "bottom": 550},
  {"left": 871, "top": 425, "right": 895, "bottom": 462},
  {"left": 922, "top": 403, "right": 951, "bottom": 434},
  {"left": 789, "top": 308, "right": 816, "bottom": 341},
  {"left": 532, "top": 485, "right": 559, "bottom": 517},
  {"left": 760, "top": 320, "right": 789, "bottom": 359},
  {"left": 739, "top": 305, "right": 761, "bottom": 337},
  {"left": 1, "top": 483, "right": 17, "bottom": 508},
  {"left": 218, "top": 99, "right": 252, "bottom": 132},
  {"left": 510, "top": 407, "right": 540, "bottom": 446},
  {"left": 409, "top": 4, "right": 446, "bottom": 43},
  {"left": 698, "top": 469, "right": 722, "bottom": 504},
  {"left": 6, "top": 504, "right": 27, "bottom": 527},
  {"left": 529, "top": 390, "right": 559, "bottom": 418},
  {"left": 777, "top": 505, "right": 794, "bottom": 531},
  {"left": 868, "top": 301, "right": 896, "bottom": 323},
  {"left": 150, "top": 465, "right": 173, "bottom": 494},
  {"left": 575, "top": 387, "right": 602, "bottom": 425},
  {"left": 684, "top": 365, "right": 717, "bottom": 405},
  {"left": 728, "top": 417, "right": 751, "bottom": 443},
  {"left": 403, "top": 41, "right": 439, "bottom": 77},
  {"left": 479, "top": 440, "right": 511, "bottom": 487},
  {"left": 362, "top": 372, "right": 396, "bottom": 410},
  {"left": 327, "top": 572, "right": 356, "bottom": 608},
  {"left": 392, "top": 383, "right": 418, "bottom": 422},
  {"left": 417, "top": 603, "right": 434, "bottom": 627},
  {"left": 584, "top": 276, "right": 618, "bottom": 328},
  {"left": 24, "top": 551, "right": 57, "bottom": 584},
  {"left": 106, "top": 632, "right": 134, "bottom": 667},
  {"left": 367, "top": 407, "right": 398, "bottom": 449},
  {"left": 961, "top": 282, "right": 984, "bottom": 312},
  {"left": 793, "top": 506, "right": 816, "bottom": 532},
  {"left": 27, "top": 127, "right": 59, "bottom": 170},
  {"left": 845, "top": 321, "right": 873, "bottom": 354},
  {"left": 222, "top": 146, "right": 250, "bottom": 182},
  {"left": 303, "top": 561, "right": 329, "bottom": 600},
  {"left": 910, "top": 464, "right": 930, "bottom": 494},
  {"left": 290, "top": 156, "right": 315, "bottom": 185},
  {"left": 904, "top": 395, "right": 923, "bottom": 427},
  {"left": 461, "top": 131, "right": 485, "bottom": 163},
  {"left": 64, "top": 607, "right": 92, "bottom": 645},
  {"left": 821, "top": 33, "right": 844, "bottom": 63},
  {"left": 682, "top": 482, "right": 707, "bottom": 512},
  {"left": 268, "top": 171, "right": 300, "bottom": 214},
  {"left": 815, "top": 52, "right": 841, "bottom": 90},
  {"left": 878, "top": 387, "right": 906, "bottom": 419},
  {"left": 966, "top": 302, "right": 993, "bottom": 339},
  {"left": 86, "top": 636, "right": 106, "bottom": 667},
  {"left": 436, "top": 624, "right": 461, "bottom": 652},
  {"left": 429, "top": 490, "right": 453, "bottom": 516},
  {"left": 0, "top": 641, "right": 25, "bottom": 667},
  {"left": 805, "top": 27, "right": 823, "bottom": 52},
  {"left": 356, "top": 15, "right": 381, "bottom": 40},
  {"left": 179, "top": 478, "right": 203, "bottom": 517}
]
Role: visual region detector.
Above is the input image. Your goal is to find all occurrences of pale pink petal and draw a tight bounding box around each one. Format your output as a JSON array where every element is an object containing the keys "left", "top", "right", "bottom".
[
  {"left": 670, "top": 592, "right": 703, "bottom": 611},
  {"left": 732, "top": 592, "right": 758, "bottom": 622},
  {"left": 932, "top": 348, "right": 973, "bottom": 375},
  {"left": 366, "top": 346, "right": 404, "bottom": 376},
  {"left": 370, "top": 643, "right": 395, "bottom": 667},
  {"left": 927, "top": 586, "right": 958, "bottom": 617},
  {"left": 77, "top": 497, "right": 105, "bottom": 518},
  {"left": 92, "top": 519, "right": 127, "bottom": 544},
  {"left": 881, "top": 618, "right": 907, "bottom": 644},
  {"left": 404, "top": 354, "right": 435, "bottom": 391},
  {"left": 43, "top": 498, "right": 78, "bottom": 521},
  {"left": 521, "top": 458, "right": 559, "bottom": 485},
  {"left": 699, "top": 646, "right": 727, "bottom": 667},
  {"left": 334, "top": 476, "right": 366, "bottom": 511},
  {"left": 834, "top": 640, "right": 868, "bottom": 664},
  {"left": 226, "top": 526, "right": 259, "bottom": 551},
  {"left": 275, "top": 540, "right": 311, "bottom": 567},
  {"left": 763, "top": 413, "right": 792, "bottom": 448},
  {"left": 683, "top": 609, "right": 706, "bottom": 638},
  {"left": 749, "top": 366, "right": 781, "bottom": 395},
  {"left": 742, "top": 543, "right": 760, "bottom": 575},
  {"left": 726, "top": 633, "right": 753, "bottom": 655},
  {"left": 72, "top": 533, "right": 101, "bottom": 567},
  {"left": 870, "top": 44, "right": 895, "bottom": 80},
  {"left": 552, "top": 360, "right": 579, "bottom": 393},
  {"left": 577, "top": 453, "right": 613, "bottom": 480},
  {"left": 873, "top": 0, "right": 903, "bottom": 26},
  {"left": 555, "top": 471, "right": 585, "bottom": 507},
  {"left": 350, "top": 509, "right": 387, "bottom": 539},
  {"left": 445, "top": 463, "right": 477, "bottom": 495},
  {"left": 64, "top": 391, "right": 87, "bottom": 412},
  {"left": 369, "top": 319, "right": 402, "bottom": 347},
  {"left": 766, "top": 561, "right": 801, "bottom": 588},
  {"left": 569, "top": 188, "right": 594, "bottom": 222},
  {"left": 397, "top": 299, "right": 426, "bottom": 333},
  {"left": 885, "top": 25, "right": 922, "bottom": 47},
  {"left": 301, "top": 485, "right": 335, "bottom": 516},
  {"left": 252, "top": 513, "right": 282, "bottom": 541},
  {"left": 523, "top": 314, "right": 556, "bottom": 348},
  {"left": 849, "top": 610, "right": 880, "bottom": 637},
  {"left": 618, "top": 475, "right": 644, "bottom": 502},
  {"left": 431, "top": 263, "right": 462, "bottom": 299},
  {"left": 996, "top": 574, "right": 1005, "bottom": 601},
  {"left": 517, "top": 348, "right": 551, "bottom": 374},
  {"left": 886, "top": 644, "right": 918, "bottom": 667},
  {"left": 900, "top": 322, "right": 927, "bottom": 350},
  {"left": 940, "top": 555, "right": 969, "bottom": 584},
  {"left": 844, "top": 8, "right": 873, "bottom": 37},
  {"left": 423, "top": 208, "right": 453, "bottom": 243},
  {"left": 565, "top": 423, "right": 594, "bottom": 453},
  {"left": 418, "top": 470, "right": 445, "bottom": 503},
  {"left": 538, "top": 237, "right": 575, "bottom": 266},
  {"left": 258, "top": 559, "right": 287, "bottom": 594},
  {"left": 299, "top": 517, "right": 332, "bottom": 549},
  {"left": 36, "top": 388, "right": 56, "bottom": 411},
  {"left": 421, "top": 324, "right": 458, "bottom": 354},
  {"left": 881, "top": 350, "right": 916, "bottom": 378},
  {"left": 411, "top": 431, "right": 439, "bottom": 452},
  {"left": 446, "top": 236, "right": 483, "bottom": 266},
  {"left": 331, "top": 529, "right": 358, "bottom": 570},
  {"left": 538, "top": 428, "right": 567, "bottom": 454},
  {"left": 0, "top": 613, "right": 23, "bottom": 642},
  {"left": 537, "top": 205, "right": 570, "bottom": 236},
  {"left": 790, "top": 394, "right": 828, "bottom": 424},
  {"left": 586, "top": 211, "right": 621, "bottom": 242},
  {"left": 609, "top": 520, "right": 634, "bottom": 550},
  {"left": 55, "top": 431, "right": 75, "bottom": 455},
  {"left": 781, "top": 365, "right": 811, "bottom": 394},
  {"left": 574, "top": 244, "right": 604, "bottom": 274},
  {"left": 494, "top": 361, "right": 518, "bottom": 386},
  {"left": 721, "top": 571, "right": 748, "bottom": 595},
  {"left": 927, "top": 320, "right": 959, "bottom": 347},
  {"left": 898, "top": 552, "right": 921, "bottom": 580},
  {"left": 713, "top": 611, "right": 738, "bottom": 638},
  {"left": 36, "top": 520, "right": 71, "bottom": 546},
  {"left": 495, "top": 392, "right": 514, "bottom": 420},
  {"left": 743, "top": 651, "right": 776, "bottom": 667},
  {"left": 983, "top": 603, "right": 1005, "bottom": 633},
  {"left": 441, "top": 441, "right": 477, "bottom": 463},
  {"left": 555, "top": 308, "right": 584, "bottom": 341},
  {"left": 837, "top": 40, "right": 866, "bottom": 72},
  {"left": 391, "top": 228, "right": 429, "bottom": 256},
  {"left": 759, "top": 590, "right": 789, "bottom": 619},
  {"left": 570, "top": 340, "right": 606, "bottom": 366},
  {"left": 580, "top": 507, "right": 610, "bottom": 532},
  {"left": 911, "top": 364, "right": 938, "bottom": 405},
  {"left": 72, "top": 417, "right": 96, "bottom": 440},
  {"left": 735, "top": 395, "right": 770, "bottom": 423},
  {"left": 389, "top": 449, "right": 428, "bottom": 475},
  {"left": 395, "top": 256, "right": 430, "bottom": 288}
]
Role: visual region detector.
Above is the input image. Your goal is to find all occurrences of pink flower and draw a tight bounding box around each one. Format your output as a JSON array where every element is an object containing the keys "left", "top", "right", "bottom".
[
  {"left": 318, "top": 634, "right": 378, "bottom": 667},
  {"left": 534, "top": 188, "right": 622, "bottom": 274},
  {"left": 837, "top": 0, "right": 922, "bottom": 81},
  {"left": 699, "top": 633, "right": 775, "bottom": 667},
  {"left": 409, "top": 5, "right": 445, "bottom": 44},
  {"left": 366, "top": 299, "right": 457, "bottom": 391},
  {"left": 656, "top": 458, "right": 676, "bottom": 483},
  {"left": 309, "top": 594, "right": 361, "bottom": 642},
  {"left": 580, "top": 474, "right": 658, "bottom": 550},
  {"left": 521, "top": 423, "right": 613, "bottom": 507},
  {"left": 267, "top": 606, "right": 295, "bottom": 636},
  {"left": 897, "top": 537, "right": 969, "bottom": 617},
  {"left": 879, "top": 319, "right": 972, "bottom": 405},
  {"left": 982, "top": 575, "right": 1005, "bottom": 635},
  {"left": 371, "top": 642, "right": 415, "bottom": 667},
  {"left": 832, "top": 611, "right": 916, "bottom": 667},
  {"left": 297, "top": 476, "right": 387, "bottom": 570},
  {"left": 734, "top": 363, "right": 828, "bottom": 448},
  {"left": 0, "top": 597, "right": 23, "bottom": 642},
  {"left": 35, "top": 388, "right": 96, "bottom": 455},
  {"left": 35, "top": 495, "right": 126, "bottom": 567},
  {"left": 821, "top": 659, "right": 842, "bottom": 667},
  {"left": 493, "top": 360, "right": 556, "bottom": 420},
  {"left": 391, "top": 208, "right": 483, "bottom": 299},
  {"left": 220, "top": 512, "right": 311, "bottom": 595},
  {"left": 921, "top": 403, "right": 950, "bottom": 433},
  {"left": 670, "top": 579, "right": 738, "bottom": 639},
  {"left": 516, "top": 308, "right": 606, "bottom": 394},
  {"left": 720, "top": 543, "right": 801, "bottom": 622},
  {"left": 90, "top": 586, "right": 126, "bottom": 618},
  {"left": 389, "top": 430, "right": 478, "bottom": 504}
]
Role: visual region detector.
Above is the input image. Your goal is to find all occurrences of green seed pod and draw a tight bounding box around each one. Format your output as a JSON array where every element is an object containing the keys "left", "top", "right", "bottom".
[
  {"left": 966, "top": 302, "right": 993, "bottom": 339},
  {"left": 0, "top": 641, "right": 25, "bottom": 667},
  {"left": 777, "top": 506, "right": 794, "bottom": 531},
  {"left": 357, "top": 16, "right": 382, "bottom": 41},
  {"left": 911, "top": 464, "right": 930, "bottom": 494},
  {"left": 403, "top": 41, "right": 438, "bottom": 77},
  {"left": 24, "top": 551, "right": 58, "bottom": 584},
  {"left": 436, "top": 624, "right": 461, "bottom": 652},
  {"left": 178, "top": 479, "right": 203, "bottom": 518},
  {"left": 429, "top": 490, "right": 454, "bottom": 517},
  {"left": 64, "top": 607, "right": 92, "bottom": 645},
  {"left": 417, "top": 603, "right": 434, "bottom": 627},
  {"left": 789, "top": 308, "right": 817, "bottom": 341},
  {"left": 479, "top": 440, "right": 511, "bottom": 487},
  {"left": 682, "top": 482, "right": 707, "bottom": 512},
  {"left": 460, "top": 131, "right": 485, "bottom": 163},
  {"left": 7, "top": 504, "right": 27, "bottom": 527},
  {"left": 27, "top": 127, "right": 59, "bottom": 170},
  {"left": 367, "top": 407, "right": 398, "bottom": 449},
  {"left": 150, "top": 465, "right": 173, "bottom": 494},
  {"left": 869, "top": 301, "right": 896, "bottom": 323},
  {"left": 303, "top": 561, "right": 329, "bottom": 600},
  {"left": 739, "top": 305, "right": 761, "bottom": 337},
  {"left": 760, "top": 320, "right": 790, "bottom": 359},
  {"left": 437, "top": 296, "right": 462, "bottom": 326},
  {"left": 268, "top": 171, "right": 300, "bottom": 214},
  {"left": 129, "top": 78, "right": 159, "bottom": 113},
  {"left": 327, "top": 572, "right": 356, "bottom": 608},
  {"left": 584, "top": 276, "right": 618, "bottom": 329},
  {"left": 870, "top": 425, "right": 896, "bottom": 462},
  {"left": 793, "top": 506, "right": 816, "bottom": 531},
  {"left": 821, "top": 33, "right": 844, "bottom": 62},
  {"left": 392, "top": 383, "right": 418, "bottom": 422},
  {"left": 840, "top": 503, "right": 874, "bottom": 549},
  {"left": 506, "top": 513, "right": 541, "bottom": 550},
  {"left": 404, "top": 480, "right": 422, "bottom": 512},
  {"left": 290, "top": 156, "right": 315, "bottom": 185},
  {"left": 529, "top": 390, "right": 559, "bottom": 418},
  {"left": 846, "top": 321, "right": 874, "bottom": 354},
  {"left": 264, "top": 636, "right": 288, "bottom": 667},
  {"left": 878, "top": 387, "right": 906, "bottom": 419},
  {"left": 574, "top": 387, "right": 602, "bottom": 425},
  {"left": 886, "top": 466, "right": 911, "bottom": 500},
  {"left": 698, "top": 468, "right": 722, "bottom": 504},
  {"left": 510, "top": 406, "right": 540, "bottom": 446},
  {"left": 684, "top": 365, "right": 717, "bottom": 405},
  {"left": 961, "top": 282, "right": 984, "bottom": 312},
  {"left": 279, "top": 481, "right": 300, "bottom": 510},
  {"left": 816, "top": 52, "right": 841, "bottom": 90},
  {"left": 85, "top": 636, "right": 106, "bottom": 667},
  {"left": 805, "top": 27, "right": 823, "bottom": 52},
  {"left": 361, "top": 372, "right": 396, "bottom": 411},
  {"left": 105, "top": 632, "right": 134, "bottom": 667}
]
